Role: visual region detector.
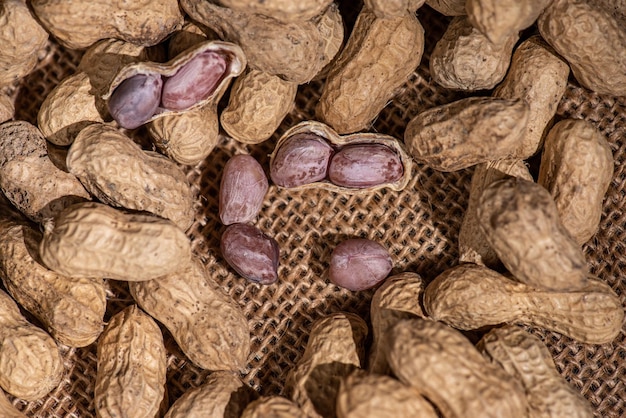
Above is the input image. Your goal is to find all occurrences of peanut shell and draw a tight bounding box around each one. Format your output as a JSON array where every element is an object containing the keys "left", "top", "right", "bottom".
[
  {"left": 404, "top": 96, "right": 529, "bottom": 171},
  {"left": 129, "top": 257, "right": 250, "bottom": 372},
  {"left": 40, "top": 202, "right": 192, "bottom": 282},
  {"left": 31, "top": 0, "right": 183, "bottom": 50},
  {"left": 538, "top": 0, "right": 626, "bottom": 96},
  {"left": 67, "top": 123, "right": 195, "bottom": 231},
  {"left": 219, "top": 0, "right": 334, "bottom": 22},
  {"left": 221, "top": 69, "right": 298, "bottom": 144},
  {"left": 0, "top": 217, "right": 106, "bottom": 347},
  {"left": 0, "top": 93, "right": 14, "bottom": 123},
  {"left": 316, "top": 8, "right": 425, "bottom": 134},
  {"left": 423, "top": 263, "right": 624, "bottom": 344},
  {"left": 240, "top": 396, "right": 306, "bottom": 418},
  {"left": 364, "top": 0, "right": 426, "bottom": 17},
  {"left": 425, "top": 0, "right": 467, "bottom": 15},
  {"left": 538, "top": 119, "right": 614, "bottom": 245},
  {"left": 95, "top": 305, "right": 166, "bottom": 418},
  {"left": 0, "top": 387, "right": 27, "bottom": 417},
  {"left": 387, "top": 318, "right": 529, "bottom": 418},
  {"left": 477, "top": 177, "right": 588, "bottom": 291}
]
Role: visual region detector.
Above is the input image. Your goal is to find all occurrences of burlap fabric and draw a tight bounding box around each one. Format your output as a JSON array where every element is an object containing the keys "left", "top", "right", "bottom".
[{"left": 3, "top": 4, "right": 625, "bottom": 417}]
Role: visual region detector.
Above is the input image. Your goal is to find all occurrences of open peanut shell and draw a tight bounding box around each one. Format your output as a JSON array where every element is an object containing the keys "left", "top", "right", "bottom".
[
  {"left": 102, "top": 40, "right": 246, "bottom": 126},
  {"left": 269, "top": 120, "right": 413, "bottom": 193}
]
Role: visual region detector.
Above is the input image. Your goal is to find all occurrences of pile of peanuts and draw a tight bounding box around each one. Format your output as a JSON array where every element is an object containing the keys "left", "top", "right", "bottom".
[{"left": 0, "top": 0, "right": 625, "bottom": 416}]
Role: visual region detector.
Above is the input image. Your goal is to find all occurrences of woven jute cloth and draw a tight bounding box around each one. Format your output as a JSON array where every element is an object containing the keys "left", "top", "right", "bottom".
[{"left": 3, "top": 4, "right": 625, "bottom": 417}]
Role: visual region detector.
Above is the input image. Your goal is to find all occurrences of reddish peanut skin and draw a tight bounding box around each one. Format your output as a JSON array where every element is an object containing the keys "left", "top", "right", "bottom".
[
  {"left": 329, "top": 239, "right": 393, "bottom": 291},
  {"left": 108, "top": 74, "right": 163, "bottom": 129},
  {"left": 221, "top": 224, "right": 279, "bottom": 285},
  {"left": 270, "top": 133, "right": 334, "bottom": 188},
  {"left": 328, "top": 144, "right": 403, "bottom": 188},
  {"left": 220, "top": 154, "right": 269, "bottom": 225},
  {"left": 161, "top": 51, "right": 227, "bottom": 111}
]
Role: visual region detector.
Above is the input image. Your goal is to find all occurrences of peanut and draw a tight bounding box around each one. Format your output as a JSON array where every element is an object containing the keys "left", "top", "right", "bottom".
[
  {"left": 285, "top": 312, "right": 368, "bottom": 418},
  {"left": 0, "top": 93, "right": 14, "bottom": 124},
  {"left": 218, "top": 0, "right": 334, "bottom": 22},
  {"left": 538, "top": 0, "right": 626, "bottom": 96},
  {"left": 404, "top": 97, "right": 529, "bottom": 171},
  {"left": 270, "top": 132, "right": 334, "bottom": 188},
  {"left": 179, "top": 0, "right": 344, "bottom": 84},
  {"left": 387, "top": 318, "right": 529, "bottom": 418},
  {"left": 0, "top": 289, "right": 63, "bottom": 401},
  {"left": 40, "top": 202, "right": 192, "bottom": 282},
  {"left": 220, "top": 69, "right": 298, "bottom": 144},
  {"left": 337, "top": 371, "right": 438, "bottom": 418},
  {"left": 240, "top": 396, "right": 306, "bottom": 418},
  {"left": 0, "top": 0, "right": 48, "bottom": 86},
  {"left": 368, "top": 272, "right": 426, "bottom": 375},
  {"left": 0, "top": 387, "right": 27, "bottom": 417},
  {"left": 95, "top": 305, "right": 166, "bottom": 418},
  {"left": 478, "top": 325, "right": 594, "bottom": 418},
  {"left": 328, "top": 144, "right": 404, "bottom": 188},
  {"left": 0, "top": 215, "right": 106, "bottom": 347},
  {"left": 538, "top": 119, "right": 613, "bottom": 245},
  {"left": 220, "top": 223, "right": 280, "bottom": 285},
  {"left": 477, "top": 177, "right": 588, "bottom": 290},
  {"left": 129, "top": 257, "right": 250, "bottom": 372},
  {"left": 67, "top": 123, "right": 195, "bottom": 231},
  {"left": 316, "top": 7, "right": 424, "bottom": 134},
  {"left": 164, "top": 371, "right": 256, "bottom": 418},
  {"left": 31, "top": 0, "right": 183, "bottom": 50},
  {"left": 107, "top": 73, "right": 163, "bottom": 130},
  {"left": 465, "top": 0, "right": 551, "bottom": 45},
  {"left": 219, "top": 154, "right": 269, "bottom": 226},
  {"left": 423, "top": 263, "right": 624, "bottom": 344},
  {"left": 364, "top": 0, "right": 426, "bottom": 17},
  {"left": 429, "top": 16, "right": 518, "bottom": 91},
  {"left": 329, "top": 238, "right": 393, "bottom": 291},
  {"left": 425, "top": 0, "right": 467, "bottom": 15},
  {"left": 493, "top": 35, "right": 570, "bottom": 158},
  {"left": 0, "top": 121, "right": 90, "bottom": 223}
]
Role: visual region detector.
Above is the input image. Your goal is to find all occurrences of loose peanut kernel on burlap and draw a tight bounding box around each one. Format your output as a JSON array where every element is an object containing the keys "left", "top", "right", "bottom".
[
  {"left": 219, "top": 154, "right": 269, "bottom": 226},
  {"left": 538, "top": 0, "right": 626, "bottom": 96},
  {"left": 95, "top": 305, "right": 166, "bottom": 418},
  {"left": 0, "top": 0, "right": 48, "bottom": 86},
  {"left": 429, "top": 16, "right": 518, "bottom": 91},
  {"left": 129, "top": 257, "right": 250, "bottom": 372},
  {"left": 40, "top": 202, "right": 192, "bottom": 282},
  {"left": 285, "top": 312, "right": 368, "bottom": 418},
  {"left": 316, "top": 7, "right": 424, "bottom": 134},
  {"left": 329, "top": 238, "right": 393, "bottom": 291},
  {"left": 0, "top": 289, "right": 63, "bottom": 401},
  {"left": 477, "top": 325, "right": 595, "bottom": 418},
  {"left": 424, "top": 263, "right": 624, "bottom": 344},
  {"left": 387, "top": 318, "right": 529, "bottom": 418},
  {"left": 538, "top": 119, "right": 614, "bottom": 246},
  {"left": 30, "top": 0, "right": 183, "bottom": 50},
  {"left": 477, "top": 177, "right": 589, "bottom": 291}
]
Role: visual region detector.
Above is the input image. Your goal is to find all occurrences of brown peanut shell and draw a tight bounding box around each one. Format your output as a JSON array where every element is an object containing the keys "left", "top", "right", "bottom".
[
  {"left": 477, "top": 177, "right": 588, "bottom": 290},
  {"left": 538, "top": 0, "right": 626, "bottom": 96},
  {"left": 218, "top": 0, "right": 334, "bottom": 22},
  {"left": 0, "top": 217, "right": 106, "bottom": 347},
  {"left": 240, "top": 396, "right": 306, "bottom": 418},
  {"left": 285, "top": 312, "right": 368, "bottom": 418},
  {"left": 31, "top": 0, "right": 183, "bottom": 50},
  {"left": 270, "top": 120, "right": 413, "bottom": 193},
  {"left": 478, "top": 325, "right": 594, "bottom": 418},
  {"left": 179, "top": 0, "right": 344, "bottom": 84},
  {"left": 0, "top": 93, "right": 14, "bottom": 123},
  {"left": 221, "top": 69, "right": 298, "bottom": 144},
  {"left": 337, "top": 371, "right": 438, "bottom": 418},
  {"left": 425, "top": 0, "right": 467, "bottom": 15},
  {"left": 0, "top": 387, "right": 26, "bottom": 418},
  {"left": 168, "top": 22, "right": 217, "bottom": 58},
  {"left": 387, "top": 318, "right": 529, "bottom": 418},
  {"left": 95, "top": 305, "right": 166, "bottom": 418},
  {"left": 104, "top": 41, "right": 245, "bottom": 124},
  {"left": 538, "top": 119, "right": 614, "bottom": 245},
  {"left": 40, "top": 202, "right": 192, "bottom": 282},
  {"left": 368, "top": 272, "right": 427, "bottom": 375},
  {"left": 164, "top": 371, "right": 256, "bottom": 418},
  {"left": 404, "top": 96, "right": 529, "bottom": 171},
  {"left": 364, "top": 0, "right": 426, "bottom": 17},
  {"left": 0, "top": 121, "right": 90, "bottom": 223},
  {"left": 129, "top": 257, "right": 250, "bottom": 371},
  {"left": 423, "top": 263, "right": 624, "bottom": 344},
  {"left": 430, "top": 16, "right": 518, "bottom": 91},
  {"left": 458, "top": 159, "right": 533, "bottom": 267},
  {"left": 67, "top": 123, "right": 195, "bottom": 230},
  {"left": 0, "top": 0, "right": 48, "bottom": 86},
  {"left": 316, "top": 8, "right": 424, "bottom": 134},
  {"left": 493, "top": 35, "right": 570, "bottom": 158},
  {"left": 0, "top": 289, "right": 63, "bottom": 401}
]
